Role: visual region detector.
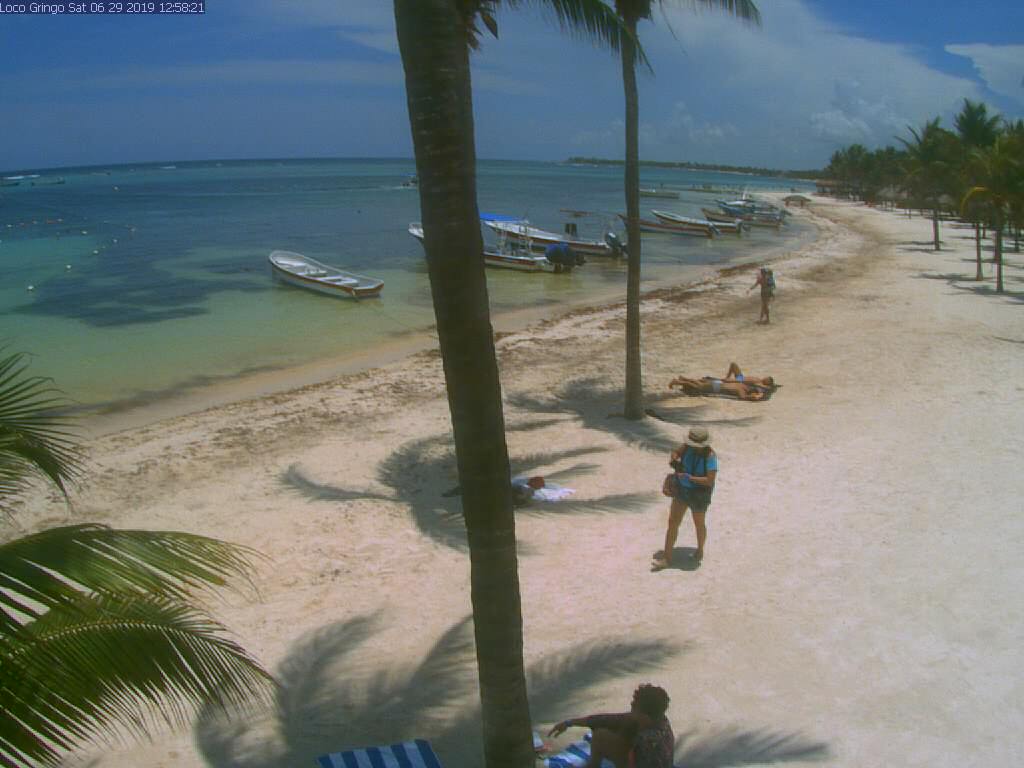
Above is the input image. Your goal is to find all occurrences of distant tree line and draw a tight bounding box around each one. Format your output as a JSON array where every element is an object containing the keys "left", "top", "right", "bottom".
[
  {"left": 822, "top": 99, "right": 1023, "bottom": 292},
  {"left": 565, "top": 156, "right": 822, "bottom": 179}
]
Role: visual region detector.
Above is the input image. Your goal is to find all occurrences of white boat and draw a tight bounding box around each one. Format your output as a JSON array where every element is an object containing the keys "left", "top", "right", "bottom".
[
  {"left": 639, "top": 187, "right": 680, "bottom": 199},
  {"left": 408, "top": 223, "right": 582, "bottom": 273},
  {"left": 619, "top": 213, "right": 714, "bottom": 238},
  {"left": 483, "top": 218, "right": 617, "bottom": 257},
  {"left": 268, "top": 251, "right": 383, "bottom": 299},
  {"left": 648, "top": 210, "right": 721, "bottom": 237}
]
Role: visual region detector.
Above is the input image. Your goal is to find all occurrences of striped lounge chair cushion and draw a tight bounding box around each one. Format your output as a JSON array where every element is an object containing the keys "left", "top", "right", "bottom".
[
  {"left": 316, "top": 739, "right": 442, "bottom": 768},
  {"left": 543, "top": 736, "right": 613, "bottom": 768}
]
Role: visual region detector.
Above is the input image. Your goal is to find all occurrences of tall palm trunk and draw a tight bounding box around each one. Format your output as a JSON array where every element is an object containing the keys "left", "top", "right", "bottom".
[
  {"left": 994, "top": 224, "right": 1004, "bottom": 293},
  {"left": 394, "top": 3, "right": 533, "bottom": 766},
  {"left": 621, "top": 13, "right": 644, "bottom": 420},
  {"left": 974, "top": 222, "right": 983, "bottom": 279}
]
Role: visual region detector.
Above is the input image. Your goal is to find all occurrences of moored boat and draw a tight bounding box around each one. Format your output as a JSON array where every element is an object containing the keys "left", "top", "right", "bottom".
[
  {"left": 620, "top": 212, "right": 715, "bottom": 238},
  {"left": 649, "top": 210, "right": 721, "bottom": 236},
  {"left": 408, "top": 222, "right": 583, "bottom": 273},
  {"left": 639, "top": 187, "right": 680, "bottom": 199},
  {"left": 482, "top": 215, "right": 619, "bottom": 257},
  {"left": 268, "top": 251, "right": 383, "bottom": 299}
]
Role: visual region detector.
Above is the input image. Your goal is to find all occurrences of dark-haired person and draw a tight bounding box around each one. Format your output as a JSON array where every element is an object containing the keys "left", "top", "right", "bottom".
[
  {"left": 747, "top": 266, "right": 774, "bottom": 324},
  {"left": 548, "top": 684, "right": 674, "bottom": 768},
  {"left": 653, "top": 427, "right": 717, "bottom": 569}
]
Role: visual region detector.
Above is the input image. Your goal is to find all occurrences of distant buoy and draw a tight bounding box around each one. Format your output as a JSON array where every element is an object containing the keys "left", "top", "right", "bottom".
[
  {"left": 27, "top": 285, "right": 34, "bottom": 291},
  {"left": 65, "top": 264, "right": 72, "bottom": 270},
  {"left": 113, "top": 186, "right": 119, "bottom": 191},
  {"left": 92, "top": 249, "right": 99, "bottom": 254},
  {"left": 112, "top": 238, "right": 118, "bottom": 244},
  {"left": 81, "top": 230, "right": 88, "bottom": 234}
]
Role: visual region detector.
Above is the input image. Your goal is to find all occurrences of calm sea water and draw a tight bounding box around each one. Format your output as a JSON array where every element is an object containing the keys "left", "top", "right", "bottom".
[{"left": 0, "top": 158, "right": 815, "bottom": 412}]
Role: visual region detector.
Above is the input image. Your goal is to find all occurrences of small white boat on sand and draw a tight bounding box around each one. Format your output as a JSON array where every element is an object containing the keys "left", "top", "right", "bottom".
[{"left": 269, "top": 251, "right": 383, "bottom": 299}]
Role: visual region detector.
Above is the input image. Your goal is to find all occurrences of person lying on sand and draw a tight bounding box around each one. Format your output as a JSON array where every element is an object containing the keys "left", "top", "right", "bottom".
[
  {"left": 668, "top": 376, "right": 767, "bottom": 401},
  {"left": 723, "top": 362, "right": 776, "bottom": 389},
  {"left": 548, "top": 683, "right": 674, "bottom": 768}
]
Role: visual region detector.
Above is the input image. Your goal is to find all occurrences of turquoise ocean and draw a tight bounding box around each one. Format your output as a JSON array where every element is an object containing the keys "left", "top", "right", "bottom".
[{"left": 0, "top": 158, "right": 816, "bottom": 414}]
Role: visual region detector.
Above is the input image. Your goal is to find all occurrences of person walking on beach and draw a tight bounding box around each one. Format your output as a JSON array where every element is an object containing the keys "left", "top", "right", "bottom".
[
  {"left": 748, "top": 266, "right": 775, "bottom": 324},
  {"left": 653, "top": 427, "right": 717, "bottom": 569},
  {"left": 548, "top": 683, "right": 674, "bottom": 768}
]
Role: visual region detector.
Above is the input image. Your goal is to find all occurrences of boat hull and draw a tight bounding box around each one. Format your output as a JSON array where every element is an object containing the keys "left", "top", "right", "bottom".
[
  {"left": 484, "top": 220, "right": 613, "bottom": 257},
  {"left": 621, "top": 213, "right": 713, "bottom": 238},
  {"left": 268, "top": 251, "right": 383, "bottom": 299}
]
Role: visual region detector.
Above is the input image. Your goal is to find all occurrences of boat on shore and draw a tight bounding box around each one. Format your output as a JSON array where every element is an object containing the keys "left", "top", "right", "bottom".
[
  {"left": 408, "top": 222, "right": 584, "bottom": 273},
  {"left": 482, "top": 215, "right": 619, "bottom": 257},
  {"left": 268, "top": 251, "right": 383, "bottom": 299},
  {"left": 621, "top": 212, "right": 715, "bottom": 238}
]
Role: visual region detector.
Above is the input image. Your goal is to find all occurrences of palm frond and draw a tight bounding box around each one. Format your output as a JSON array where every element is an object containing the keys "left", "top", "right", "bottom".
[
  {"left": 0, "top": 593, "right": 272, "bottom": 768},
  {"left": 510, "top": 0, "right": 652, "bottom": 69},
  {"left": 0, "top": 350, "right": 82, "bottom": 510},
  {"left": 0, "top": 524, "right": 261, "bottom": 636},
  {"left": 688, "top": 0, "right": 761, "bottom": 25}
]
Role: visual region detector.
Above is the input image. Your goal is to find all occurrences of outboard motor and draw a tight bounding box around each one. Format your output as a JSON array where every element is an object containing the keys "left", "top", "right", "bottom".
[
  {"left": 544, "top": 242, "right": 581, "bottom": 271},
  {"left": 605, "top": 231, "right": 627, "bottom": 257}
]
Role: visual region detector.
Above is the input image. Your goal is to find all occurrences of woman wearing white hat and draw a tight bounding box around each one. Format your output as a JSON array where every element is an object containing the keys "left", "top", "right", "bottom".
[{"left": 654, "top": 427, "right": 717, "bottom": 570}]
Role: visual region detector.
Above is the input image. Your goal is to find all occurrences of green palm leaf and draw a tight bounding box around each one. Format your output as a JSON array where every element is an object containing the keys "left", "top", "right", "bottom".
[
  {"left": 0, "top": 350, "right": 81, "bottom": 511},
  {"left": 0, "top": 524, "right": 262, "bottom": 636},
  {"left": 509, "top": 0, "right": 652, "bottom": 67},
  {"left": 1, "top": 593, "right": 272, "bottom": 768}
]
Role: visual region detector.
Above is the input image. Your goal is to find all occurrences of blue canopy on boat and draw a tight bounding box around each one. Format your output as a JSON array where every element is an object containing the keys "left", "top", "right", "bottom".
[{"left": 480, "top": 212, "right": 526, "bottom": 223}]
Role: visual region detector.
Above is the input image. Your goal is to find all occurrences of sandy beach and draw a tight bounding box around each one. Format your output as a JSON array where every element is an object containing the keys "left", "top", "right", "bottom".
[{"left": 13, "top": 198, "right": 1024, "bottom": 768}]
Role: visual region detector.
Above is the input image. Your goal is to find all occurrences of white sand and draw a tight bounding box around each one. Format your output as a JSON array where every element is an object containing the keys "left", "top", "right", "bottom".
[{"left": 11, "top": 199, "right": 1024, "bottom": 767}]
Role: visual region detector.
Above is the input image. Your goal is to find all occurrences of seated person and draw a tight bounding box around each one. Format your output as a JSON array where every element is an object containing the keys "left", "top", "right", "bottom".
[
  {"left": 548, "top": 684, "right": 674, "bottom": 768},
  {"left": 669, "top": 376, "right": 767, "bottom": 401},
  {"left": 723, "top": 362, "right": 775, "bottom": 389}
]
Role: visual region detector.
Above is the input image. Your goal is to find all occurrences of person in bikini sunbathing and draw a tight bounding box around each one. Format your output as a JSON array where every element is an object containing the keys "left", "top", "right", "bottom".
[
  {"left": 723, "top": 362, "right": 775, "bottom": 389},
  {"left": 668, "top": 376, "right": 767, "bottom": 401}
]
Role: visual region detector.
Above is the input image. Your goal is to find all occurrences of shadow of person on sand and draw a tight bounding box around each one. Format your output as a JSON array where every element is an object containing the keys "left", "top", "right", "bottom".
[
  {"left": 650, "top": 547, "right": 702, "bottom": 572},
  {"left": 673, "top": 726, "right": 830, "bottom": 767},
  {"left": 194, "top": 613, "right": 685, "bottom": 767},
  {"left": 279, "top": 425, "right": 656, "bottom": 551}
]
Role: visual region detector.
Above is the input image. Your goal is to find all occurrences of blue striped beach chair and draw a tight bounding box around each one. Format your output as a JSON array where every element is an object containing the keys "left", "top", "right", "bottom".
[
  {"left": 316, "top": 739, "right": 442, "bottom": 768},
  {"left": 543, "top": 734, "right": 613, "bottom": 768}
]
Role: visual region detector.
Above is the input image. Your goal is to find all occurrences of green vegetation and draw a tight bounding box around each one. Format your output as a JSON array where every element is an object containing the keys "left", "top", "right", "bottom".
[
  {"left": 566, "top": 156, "right": 822, "bottom": 179},
  {"left": 0, "top": 349, "right": 271, "bottom": 768},
  {"left": 822, "top": 99, "right": 1023, "bottom": 292}
]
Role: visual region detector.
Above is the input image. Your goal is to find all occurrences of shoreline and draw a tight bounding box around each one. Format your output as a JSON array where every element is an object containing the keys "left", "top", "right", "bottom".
[
  {"left": 80, "top": 209, "right": 814, "bottom": 438},
  {"left": 15, "top": 196, "right": 1023, "bottom": 768}
]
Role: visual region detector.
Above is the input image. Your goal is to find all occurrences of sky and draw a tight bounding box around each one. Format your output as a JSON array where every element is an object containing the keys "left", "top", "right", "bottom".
[{"left": 1, "top": 0, "right": 1022, "bottom": 172}]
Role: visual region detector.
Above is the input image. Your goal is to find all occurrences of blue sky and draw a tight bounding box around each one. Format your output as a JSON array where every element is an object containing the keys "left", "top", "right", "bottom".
[{"left": 2, "top": 0, "right": 1022, "bottom": 172}]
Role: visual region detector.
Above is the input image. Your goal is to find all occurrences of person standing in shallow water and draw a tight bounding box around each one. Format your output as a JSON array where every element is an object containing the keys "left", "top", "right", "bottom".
[
  {"left": 548, "top": 684, "right": 674, "bottom": 768},
  {"left": 748, "top": 266, "right": 775, "bottom": 324},
  {"left": 653, "top": 427, "right": 717, "bottom": 570}
]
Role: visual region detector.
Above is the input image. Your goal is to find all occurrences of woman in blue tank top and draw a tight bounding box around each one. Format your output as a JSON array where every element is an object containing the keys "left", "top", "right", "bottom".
[{"left": 653, "top": 427, "right": 717, "bottom": 570}]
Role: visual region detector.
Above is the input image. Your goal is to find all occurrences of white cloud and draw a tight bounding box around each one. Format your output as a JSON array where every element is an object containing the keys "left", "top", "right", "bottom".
[{"left": 945, "top": 44, "right": 1024, "bottom": 106}]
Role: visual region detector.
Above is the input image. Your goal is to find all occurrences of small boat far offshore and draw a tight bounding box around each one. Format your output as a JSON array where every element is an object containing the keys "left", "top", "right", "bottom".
[
  {"left": 639, "top": 187, "right": 680, "bottom": 199},
  {"left": 268, "top": 251, "right": 383, "bottom": 299}
]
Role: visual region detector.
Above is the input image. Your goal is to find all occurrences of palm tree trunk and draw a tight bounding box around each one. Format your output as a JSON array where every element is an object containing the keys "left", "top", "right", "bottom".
[
  {"left": 975, "top": 222, "right": 983, "bottom": 279},
  {"left": 621, "top": 13, "right": 644, "bottom": 421},
  {"left": 931, "top": 206, "right": 940, "bottom": 250},
  {"left": 394, "top": 3, "right": 533, "bottom": 765},
  {"left": 994, "top": 225, "right": 1004, "bottom": 293}
]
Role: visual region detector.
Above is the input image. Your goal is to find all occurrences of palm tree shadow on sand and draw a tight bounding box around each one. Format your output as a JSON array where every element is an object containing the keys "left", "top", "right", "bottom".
[
  {"left": 279, "top": 422, "right": 655, "bottom": 551},
  {"left": 195, "top": 615, "right": 829, "bottom": 767},
  {"left": 508, "top": 378, "right": 762, "bottom": 454},
  {"left": 194, "top": 614, "right": 685, "bottom": 767}
]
